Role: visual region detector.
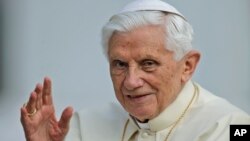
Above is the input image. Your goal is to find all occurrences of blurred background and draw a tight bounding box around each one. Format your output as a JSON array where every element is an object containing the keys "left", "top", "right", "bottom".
[{"left": 1, "top": 0, "right": 249, "bottom": 140}]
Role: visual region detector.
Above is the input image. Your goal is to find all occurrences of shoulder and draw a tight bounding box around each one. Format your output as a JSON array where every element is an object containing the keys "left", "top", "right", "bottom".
[
  {"left": 174, "top": 82, "right": 250, "bottom": 141},
  {"left": 195, "top": 82, "right": 249, "bottom": 118},
  {"left": 76, "top": 102, "right": 128, "bottom": 127},
  {"left": 69, "top": 102, "right": 128, "bottom": 141}
]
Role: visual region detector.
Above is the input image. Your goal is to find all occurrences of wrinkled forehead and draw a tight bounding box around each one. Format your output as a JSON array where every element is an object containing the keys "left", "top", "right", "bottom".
[
  {"left": 109, "top": 25, "right": 166, "bottom": 48},
  {"left": 108, "top": 25, "right": 170, "bottom": 59}
]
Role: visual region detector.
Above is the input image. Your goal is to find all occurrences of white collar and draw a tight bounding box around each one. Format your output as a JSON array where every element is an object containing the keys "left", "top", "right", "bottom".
[{"left": 128, "top": 81, "right": 196, "bottom": 132}]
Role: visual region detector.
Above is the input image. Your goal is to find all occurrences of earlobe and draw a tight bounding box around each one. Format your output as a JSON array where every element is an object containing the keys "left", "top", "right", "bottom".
[{"left": 181, "top": 50, "right": 201, "bottom": 82}]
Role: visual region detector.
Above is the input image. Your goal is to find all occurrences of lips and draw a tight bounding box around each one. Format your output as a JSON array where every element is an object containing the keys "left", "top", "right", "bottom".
[
  {"left": 124, "top": 94, "right": 152, "bottom": 107},
  {"left": 125, "top": 93, "right": 154, "bottom": 104},
  {"left": 127, "top": 94, "right": 151, "bottom": 99}
]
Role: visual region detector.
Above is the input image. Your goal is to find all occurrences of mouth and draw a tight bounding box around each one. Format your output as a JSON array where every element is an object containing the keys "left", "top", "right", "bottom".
[
  {"left": 127, "top": 94, "right": 150, "bottom": 98},
  {"left": 126, "top": 93, "right": 153, "bottom": 103}
]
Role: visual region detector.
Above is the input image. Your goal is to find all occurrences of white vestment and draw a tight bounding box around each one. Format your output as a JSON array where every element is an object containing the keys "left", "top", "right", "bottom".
[{"left": 65, "top": 81, "right": 250, "bottom": 141}]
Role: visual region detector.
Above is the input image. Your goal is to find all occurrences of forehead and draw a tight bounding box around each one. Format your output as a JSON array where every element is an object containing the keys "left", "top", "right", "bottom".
[{"left": 108, "top": 25, "right": 169, "bottom": 59}]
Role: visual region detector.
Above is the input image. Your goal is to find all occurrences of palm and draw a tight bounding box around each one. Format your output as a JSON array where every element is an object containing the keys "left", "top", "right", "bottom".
[
  {"left": 23, "top": 105, "right": 57, "bottom": 141},
  {"left": 20, "top": 77, "right": 73, "bottom": 141}
]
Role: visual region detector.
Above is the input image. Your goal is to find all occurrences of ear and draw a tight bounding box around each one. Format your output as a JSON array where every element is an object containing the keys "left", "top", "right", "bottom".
[{"left": 181, "top": 50, "right": 201, "bottom": 83}]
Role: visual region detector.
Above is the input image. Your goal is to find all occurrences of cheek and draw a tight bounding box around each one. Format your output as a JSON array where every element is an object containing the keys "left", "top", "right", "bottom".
[
  {"left": 111, "top": 76, "right": 124, "bottom": 99},
  {"left": 157, "top": 68, "right": 179, "bottom": 94},
  {"left": 111, "top": 76, "right": 123, "bottom": 89},
  {"left": 150, "top": 67, "right": 178, "bottom": 104},
  {"left": 153, "top": 69, "right": 173, "bottom": 86},
  {"left": 158, "top": 63, "right": 181, "bottom": 82}
]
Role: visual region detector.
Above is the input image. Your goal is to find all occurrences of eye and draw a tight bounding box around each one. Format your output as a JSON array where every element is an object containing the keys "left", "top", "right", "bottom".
[
  {"left": 112, "top": 60, "right": 127, "bottom": 69},
  {"left": 110, "top": 60, "right": 128, "bottom": 75},
  {"left": 141, "top": 60, "right": 158, "bottom": 72}
]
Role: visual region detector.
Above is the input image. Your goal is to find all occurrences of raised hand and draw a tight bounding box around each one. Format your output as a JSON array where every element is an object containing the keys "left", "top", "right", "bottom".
[{"left": 20, "top": 77, "right": 73, "bottom": 141}]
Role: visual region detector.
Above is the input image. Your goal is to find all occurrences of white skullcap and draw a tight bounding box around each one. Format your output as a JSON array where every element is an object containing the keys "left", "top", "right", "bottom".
[{"left": 119, "top": 0, "right": 185, "bottom": 19}]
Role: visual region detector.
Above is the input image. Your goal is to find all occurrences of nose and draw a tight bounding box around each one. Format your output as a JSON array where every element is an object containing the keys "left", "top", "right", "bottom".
[{"left": 123, "top": 66, "right": 144, "bottom": 91}]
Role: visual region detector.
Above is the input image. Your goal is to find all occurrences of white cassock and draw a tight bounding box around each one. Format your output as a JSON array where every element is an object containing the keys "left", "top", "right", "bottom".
[
  {"left": 65, "top": 1, "right": 250, "bottom": 140},
  {"left": 65, "top": 80, "right": 250, "bottom": 141}
]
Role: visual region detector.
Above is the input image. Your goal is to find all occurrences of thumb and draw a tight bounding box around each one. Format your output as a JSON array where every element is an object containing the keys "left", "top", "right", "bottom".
[{"left": 58, "top": 106, "right": 74, "bottom": 132}]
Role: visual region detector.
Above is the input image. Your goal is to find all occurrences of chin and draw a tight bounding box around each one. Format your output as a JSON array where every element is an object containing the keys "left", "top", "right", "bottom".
[{"left": 128, "top": 106, "right": 157, "bottom": 121}]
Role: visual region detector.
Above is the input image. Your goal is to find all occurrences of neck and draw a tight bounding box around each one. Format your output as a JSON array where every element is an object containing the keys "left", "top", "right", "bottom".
[
  {"left": 137, "top": 118, "right": 149, "bottom": 123},
  {"left": 130, "top": 115, "right": 149, "bottom": 123}
]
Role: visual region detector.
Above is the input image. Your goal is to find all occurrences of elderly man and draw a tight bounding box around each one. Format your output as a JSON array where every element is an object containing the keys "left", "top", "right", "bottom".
[{"left": 20, "top": 0, "right": 250, "bottom": 141}]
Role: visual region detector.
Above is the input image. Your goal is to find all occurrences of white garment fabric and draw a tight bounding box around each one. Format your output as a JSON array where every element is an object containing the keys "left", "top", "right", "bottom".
[
  {"left": 118, "top": 0, "right": 185, "bottom": 19},
  {"left": 65, "top": 81, "right": 250, "bottom": 141}
]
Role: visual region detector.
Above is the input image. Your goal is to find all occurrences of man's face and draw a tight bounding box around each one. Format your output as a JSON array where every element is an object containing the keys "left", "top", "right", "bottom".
[{"left": 108, "top": 25, "right": 186, "bottom": 122}]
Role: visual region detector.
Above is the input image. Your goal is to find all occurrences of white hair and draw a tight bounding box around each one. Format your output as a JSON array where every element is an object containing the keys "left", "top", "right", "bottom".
[{"left": 101, "top": 11, "right": 194, "bottom": 61}]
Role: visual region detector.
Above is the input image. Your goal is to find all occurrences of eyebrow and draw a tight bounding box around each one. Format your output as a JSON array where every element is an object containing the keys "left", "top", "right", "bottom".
[
  {"left": 140, "top": 54, "right": 159, "bottom": 60},
  {"left": 108, "top": 54, "right": 124, "bottom": 60},
  {"left": 109, "top": 52, "right": 161, "bottom": 60}
]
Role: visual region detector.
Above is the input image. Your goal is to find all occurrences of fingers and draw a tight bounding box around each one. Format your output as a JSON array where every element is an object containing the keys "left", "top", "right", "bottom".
[
  {"left": 42, "top": 77, "right": 53, "bottom": 105},
  {"left": 25, "top": 82, "right": 43, "bottom": 111},
  {"left": 20, "top": 92, "right": 37, "bottom": 125},
  {"left": 58, "top": 107, "right": 74, "bottom": 132},
  {"left": 26, "top": 92, "right": 37, "bottom": 114},
  {"left": 22, "top": 77, "right": 53, "bottom": 118},
  {"left": 20, "top": 104, "right": 30, "bottom": 122},
  {"left": 35, "top": 83, "right": 43, "bottom": 110}
]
